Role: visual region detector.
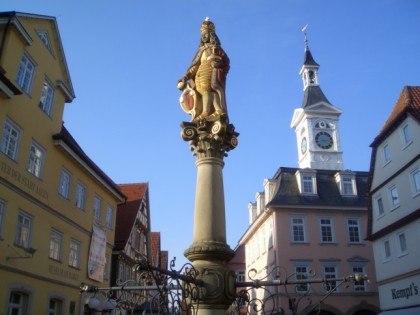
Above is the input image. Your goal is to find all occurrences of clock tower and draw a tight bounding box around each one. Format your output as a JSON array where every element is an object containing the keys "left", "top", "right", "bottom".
[{"left": 290, "top": 26, "right": 344, "bottom": 170}]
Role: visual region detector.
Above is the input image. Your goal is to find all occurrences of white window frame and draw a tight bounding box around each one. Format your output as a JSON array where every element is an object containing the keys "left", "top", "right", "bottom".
[
  {"left": 319, "top": 217, "right": 335, "bottom": 243},
  {"left": 294, "top": 263, "right": 310, "bottom": 293},
  {"left": 93, "top": 195, "right": 102, "bottom": 222},
  {"left": 39, "top": 78, "right": 54, "bottom": 116},
  {"left": 15, "top": 211, "right": 33, "bottom": 249},
  {"left": 69, "top": 239, "right": 81, "bottom": 268},
  {"left": 0, "top": 199, "right": 6, "bottom": 238},
  {"left": 1, "top": 118, "right": 21, "bottom": 161},
  {"left": 295, "top": 170, "right": 317, "bottom": 195},
  {"left": 49, "top": 228, "right": 63, "bottom": 261},
  {"left": 27, "top": 141, "right": 45, "bottom": 178},
  {"left": 347, "top": 218, "right": 362, "bottom": 244},
  {"left": 323, "top": 265, "right": 338, "bottom": 292},
  {"left": 58, "top": 168, "right": 71, "bottom": 199},
  {"left": 105, "top": 205, "right": 113, "bottom": 228},
  {"left": 382, "top": 143, "right": 391, "bottom": 165},
  {"left": 382, "top": 239, "right": 392, "bottom": 262},
  {"left": 268, "top": 219, "right": 273, "bottom": 248},
  {"left": 375, "top": 195, "right": 385, "bottom": 218},
  {"left": 75, "top": 182, "right": 86, "bottom": 210},
  {"left": 388, "top": 185, "right": 400, "bottom": 210},
  {"left": 396, "top": 231, "right": 408, "bottom": 257},
  {"left": 409, "top": 168, "right": 420, "bottom": 197},
  {"left": 401, "top": 123, "right": 412, "bottom": 148},
  {"left": 48, "top": 298, "right": 63, "bottom": 315},
  {"left": 291, "top": 216, "right": 307, "bottom": 243},
  {"left": 16, "top": 53, "right": 36, "bottom": 94},
  {"left": 7, "top": 291, "right": 29, "bottom": 315}
]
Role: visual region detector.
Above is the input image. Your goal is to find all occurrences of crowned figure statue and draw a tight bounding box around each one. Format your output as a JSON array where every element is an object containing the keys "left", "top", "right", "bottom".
[{"left": 177, "top": 17, "right": 230, "bottom": 122}]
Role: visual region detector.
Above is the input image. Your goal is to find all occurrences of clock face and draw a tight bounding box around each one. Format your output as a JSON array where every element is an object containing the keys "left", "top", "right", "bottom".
[
  {"left": 301, "top": 137, "right": 307, "bottom": 154},
  {"left": 315, "top": 131, "right": 333, "bottom": 149}
]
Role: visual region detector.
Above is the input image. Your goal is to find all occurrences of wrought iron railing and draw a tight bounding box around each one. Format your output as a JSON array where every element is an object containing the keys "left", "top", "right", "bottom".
[{"left": 80, "top": 258, "right": 368, "bottom": 315}]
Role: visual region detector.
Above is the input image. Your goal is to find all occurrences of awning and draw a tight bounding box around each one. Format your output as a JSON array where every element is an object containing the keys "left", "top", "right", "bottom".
[{"left": 378, "top": 306, "right": 420, "bottom": 315}]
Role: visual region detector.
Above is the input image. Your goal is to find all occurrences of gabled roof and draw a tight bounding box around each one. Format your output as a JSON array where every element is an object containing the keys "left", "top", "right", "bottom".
[
  {"left": 52, "top": 125, "right": 125, "bottom": 202},
  {"left": 267, "top": 167, "right": 369, "bottom": 209},
  {"left": 370, "top": 86, "right": 420, "bottom": 147},
  {"left": 114, "top": 183, "right": 148, "bottom": 250},
  {"left": 0, "top": 11, "right": 75, "bottom": 101}
]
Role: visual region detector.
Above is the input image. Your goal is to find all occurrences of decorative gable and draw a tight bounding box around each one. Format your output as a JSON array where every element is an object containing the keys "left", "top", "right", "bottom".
[{"left": 36, "top": 30, "right": 53, "bottom": 54}]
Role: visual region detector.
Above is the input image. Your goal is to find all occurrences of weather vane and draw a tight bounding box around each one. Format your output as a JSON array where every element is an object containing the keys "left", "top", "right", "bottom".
[{"left": 302, "top": 24, "right": 309, "bottom": 49}]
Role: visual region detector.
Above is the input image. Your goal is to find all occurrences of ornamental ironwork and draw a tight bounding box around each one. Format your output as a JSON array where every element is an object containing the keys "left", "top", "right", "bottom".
[{"left": 80, "top": 258, "right": 368, "bottom": 315}]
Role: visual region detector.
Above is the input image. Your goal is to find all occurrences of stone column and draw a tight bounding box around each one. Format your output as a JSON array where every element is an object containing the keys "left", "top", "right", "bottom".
[{"left": 181, "top": 117, "right": 238, "bottom": 314}]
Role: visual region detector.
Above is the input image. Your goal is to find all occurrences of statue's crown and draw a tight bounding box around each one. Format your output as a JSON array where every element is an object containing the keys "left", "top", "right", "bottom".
[{"left": 200, "top": 17, "right": 215, "bottom": 33}]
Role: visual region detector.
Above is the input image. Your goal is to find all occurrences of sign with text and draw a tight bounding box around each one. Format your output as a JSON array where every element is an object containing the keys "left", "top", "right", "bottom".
[
  {"left": 379, "top": 274, "right": 420, "bottom": 310},
  {"left": 87, "top": 224, "right": 107, "bottom": 282}
]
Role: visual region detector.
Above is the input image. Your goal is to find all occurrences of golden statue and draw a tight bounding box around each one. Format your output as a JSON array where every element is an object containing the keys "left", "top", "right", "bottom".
[{"left": 177, "top": 18, "right": 230, "bottom": 121}]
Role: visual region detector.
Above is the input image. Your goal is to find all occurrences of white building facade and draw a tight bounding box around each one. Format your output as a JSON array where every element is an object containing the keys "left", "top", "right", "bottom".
[{"left": 367, "top": 86, "right": 420, "bottom": 314}]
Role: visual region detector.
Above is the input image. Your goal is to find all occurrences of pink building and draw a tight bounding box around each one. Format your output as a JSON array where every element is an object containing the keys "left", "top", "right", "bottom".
[{"left": 235, "top": 33, "right": 380, "bottom": 315}]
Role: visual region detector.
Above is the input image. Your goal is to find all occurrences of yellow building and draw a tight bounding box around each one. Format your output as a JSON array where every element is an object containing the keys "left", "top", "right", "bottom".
[{"left": 0, "top": 12, "right": 125, "bottom": 315}]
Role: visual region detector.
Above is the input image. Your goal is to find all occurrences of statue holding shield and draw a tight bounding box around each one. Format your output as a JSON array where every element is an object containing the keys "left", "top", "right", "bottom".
[{"left": 177, "top": 18, "right": 230, "bottom": 122}]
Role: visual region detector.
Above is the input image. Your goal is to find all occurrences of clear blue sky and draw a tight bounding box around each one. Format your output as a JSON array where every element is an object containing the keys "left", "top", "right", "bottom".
[{"left": 2, "top": 0, "right": 419, "bottom": 269}]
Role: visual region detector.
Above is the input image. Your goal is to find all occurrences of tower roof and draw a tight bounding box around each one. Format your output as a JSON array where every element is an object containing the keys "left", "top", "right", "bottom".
[
  {"left": 301, "top": 85, "right": 332, "bottom": 108},
  {"left": 303, "top": 48, "right": 319, "bottom": 67}
]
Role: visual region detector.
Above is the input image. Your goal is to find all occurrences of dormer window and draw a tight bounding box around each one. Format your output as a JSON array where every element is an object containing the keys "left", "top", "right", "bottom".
[
  {"left": 296, "top": 169, "right": 317, "bottom": 195},
  {"left": 335, "top": 172, "right": 357, "bottom": 196}
]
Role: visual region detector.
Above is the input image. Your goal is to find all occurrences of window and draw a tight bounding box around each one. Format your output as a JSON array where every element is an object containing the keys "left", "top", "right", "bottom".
[
  {"left": 16, "top": 54, "right": 36, "bottom": 94},
  {"left": 27, "top": 141, "right": 45, "bottom": 178},
  {"left": 39, "top": 79, "right": 54, "bottom": 116},
  {"left": 347, "top": 218, "right": 361, "bottom": 244},
  {"left": 237, "top": 270, "right": 246, "bottom": 282},
  {"left": 75, "top": 182, "right": 86, "bottom": 210},
  {"left": 397, "top": 232, "right": 408, "bottom": 257},
  {"left": 401, "top": 124, "right": 412, "bottom": 146},
  {"left": 383, "top": 239, "right": 391, "bottom": 261},
  {"left": 48, "top": 298, "right": 63, "bottom": 315},
  {"left": 410, "top": 168, "right": 420, "bottom": 196},
  {"left": 324, "top": 266, "right": 337, "bottom": 292},
  {"left": 93, "top": 195, "right": 102, "bottom": 222},
  {"left": 69, "top": 239, "right": 81, "bottom": 268},
  {"left": 294, "top": 265, "right": 309, "bottom": 292},
  {"left": 342, "top": 177, "right": 354, "bottom": 195},
  {"left": 268, "top": 220, "right": 273, "bottom": 248},
  {"left": 1, "top": 119, "right": 21, "bottom": 160},
  {"left": 383, "top": 143, "right": 391, "bottom": 164},
  {"left": 352, "top": 266, "right": 366, "bottom": 291},
  {"left": 389, "top": 185, "right": 400, "bottom": 209},
  {"left": 291, "top": 217, "right": 306, "bottom": 242},
  {"left": 15, "top": 212, "right": 33, "bottom": 248},
  {"left": 375, "top": 196, "right": 385, "bottom": 217},
  {"left": 59, "top": 169, "right": 71, "bottom": 199},
  {"left": 319, "top": 218, "right": 334, "bottom": 243},
  {"left": 0, "top": 200, "right": 5, "bottom": 238},
  {"left": 105, "top": 206, "right": 113, "bottom": 228},
  {"left": 49, "top": 229, "right": 63, "bottom": 261},
  {"left": 7, "top": 291, "right": 29, "bottom": 315},
  {"left": 302, "top": 176, "right": 313, "bottom": 193}
]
